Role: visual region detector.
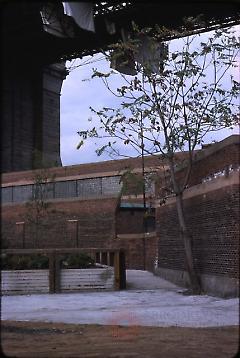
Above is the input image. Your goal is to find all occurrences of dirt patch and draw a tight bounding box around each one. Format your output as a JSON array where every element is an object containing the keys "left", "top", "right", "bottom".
[{"left": 1, "top": 320, "right": 239, "bottom": 358}]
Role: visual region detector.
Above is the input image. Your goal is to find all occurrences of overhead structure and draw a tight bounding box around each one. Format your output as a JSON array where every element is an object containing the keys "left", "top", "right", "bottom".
[
  {"left": 3, "top": 1, "right": 240, "bottom": 65},
  {"left": 1, "top": 1, "right": 240, "bottom": 172}
]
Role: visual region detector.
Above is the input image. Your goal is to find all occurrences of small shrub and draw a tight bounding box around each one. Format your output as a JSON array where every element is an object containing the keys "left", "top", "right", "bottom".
[
  {"left": 61, "top": 253, "right": 95, "bottom": 269},
  {"left": 1, "top": 254, "right": 49, "bottom": 270}
]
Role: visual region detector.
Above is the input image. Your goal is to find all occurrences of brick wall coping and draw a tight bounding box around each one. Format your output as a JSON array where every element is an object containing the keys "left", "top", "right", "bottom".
[
  {"left": 155, "top": 170, "right": 239, "bottom": 207},
  {"left": 172, "top": 134, "right": 240, "bottom": 177},
  {"left": 1, "top": 135, "right": 238, "bottom": 187},
  {"left": 1, "top": 151, "right": 170, "bottom": 185},
  {"left": 153, "top": 135, "right": 239, "bottom": 179},
  {"left": 192, "top": 134, "right": 239, "bottom": 163},
  {"left": 1, "top": 166, "right": 162, "bottom": 188}
]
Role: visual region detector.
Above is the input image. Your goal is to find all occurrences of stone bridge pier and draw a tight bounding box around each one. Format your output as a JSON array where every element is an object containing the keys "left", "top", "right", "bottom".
[{"left": 1, "top": 62, "right": 67, "bottom": 172}]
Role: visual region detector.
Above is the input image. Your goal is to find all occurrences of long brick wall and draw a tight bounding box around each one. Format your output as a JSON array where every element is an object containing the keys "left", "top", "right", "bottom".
[
  {"left": 154, "top": 136, "right": 239, "bottom": 296},
  {"left": 175, "top": 136, "right": 239, "bottom": 188},
  {"left": 2, "top": 195, "right": 158, "bottom": 271},
  {"left": 2, "top": 198, "right": 118, "bottom": 250},
  {"left": 189, "top": 141, "right": 239, "bottom": 186},
  {"left": 156, "top": 182, "right": 239, "bottom": 279},
  {"left": 1, "top": 152, "right": 188, "bottom": 186}
]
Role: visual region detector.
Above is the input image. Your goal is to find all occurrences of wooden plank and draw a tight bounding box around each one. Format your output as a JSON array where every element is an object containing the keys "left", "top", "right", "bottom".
[
  {"left": 62, "top": 283, "right": 114, "bottom": 287},
  {"left": 2, "top": 281, "right": 48, "bottom": 286},
  {"left": 2, "top": 248, "right": 120, "bottom": 255},
  {"left": 2, "top": 287, "right": 49, "bottom": 291},
  {"left": 60, "top": 278, "right": 114, "bottom": 283},
  {"left": 3, "top": 290, "right": 48, "bottom": 295},
  {"left": 61, "top": 284, "right": 114, "bottom": 291},
  {"left": 61, "top": 269, "right": 114, "bottom": 274},
  {"left": 1, "top": 276, "right": 48, "bottom": 281},
  {"left": 1, "top": 270, "right": 48, "bottom": 277}
]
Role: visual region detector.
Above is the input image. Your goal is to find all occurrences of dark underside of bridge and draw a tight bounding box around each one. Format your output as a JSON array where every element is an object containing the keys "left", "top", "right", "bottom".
[
  {"left": 1, "top": 1, "right": 240, "bottom": 173},
  {"left": 3, "top": 1, "right": 240, "bottom": 65}
]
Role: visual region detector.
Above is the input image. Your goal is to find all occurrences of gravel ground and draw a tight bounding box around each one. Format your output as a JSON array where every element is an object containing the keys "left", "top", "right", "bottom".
[{"left": 2, "top": 270, "right": 239, "bottom": 328}]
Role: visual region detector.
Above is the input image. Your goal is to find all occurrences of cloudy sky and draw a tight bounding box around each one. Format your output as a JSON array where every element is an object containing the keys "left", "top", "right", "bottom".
[{"left": 60, "top": 26, "right": 239, "bottom": 167}]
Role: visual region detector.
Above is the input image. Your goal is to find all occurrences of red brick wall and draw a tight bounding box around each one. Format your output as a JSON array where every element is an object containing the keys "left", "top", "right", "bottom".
[
  {"left": 116, "top": 210, "right": 145, "bottom": 234},
  {"left": 109, "top": 234, "right": 158, "bottom": 271},
  {"left": 155, "top": 137, "right": 239, "bottom": 198},
  {"left": 156, "top": 184, "right": 239, "bottom": 278},
  {"left": 2, "top": 198, "right": 118, "bottom": 250},
  {"left": 1, "top": 152, "right": 188, "bottom": 185},
  {"left": 1, "top": 156, "right": 149, "bottom": 184},
  {"left": 188, "top": 142, "right": 239, "bottom": 186},
  {"left": 2, "top": 197, "right": 158, "bottom": 271}
]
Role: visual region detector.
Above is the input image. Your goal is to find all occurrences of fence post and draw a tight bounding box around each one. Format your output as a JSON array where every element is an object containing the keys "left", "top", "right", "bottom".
[
  {"left": 48, "top": 252, "right": 61, "bottom": 293},
  {"left": 114, "top": 250, "right": 126, "bottom": 290},
  {"left": 49, "top": 253, "right": 55, "bottom": 293},
  {"left": 119, "top": 249, "right": 126, "bottom": 289},
  {"left": 55, "top": 255, "right": 61, "bottom": 293},
  {"left": 107, "top": 252, "right": 110, "bottom": 266}
]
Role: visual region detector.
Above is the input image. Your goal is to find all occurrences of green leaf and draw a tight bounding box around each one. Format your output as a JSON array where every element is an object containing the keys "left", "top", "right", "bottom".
[{"left": 76, "top": 140, "right": 84, "bottom": 150}]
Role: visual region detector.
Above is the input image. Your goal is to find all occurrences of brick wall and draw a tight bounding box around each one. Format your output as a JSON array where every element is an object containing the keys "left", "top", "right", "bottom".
[
  {"left": 116, "top": 210, "right": 145, "bottom": 234},
  {"left": 156, "top": 183, "right": 239, "bottom": 279},
  {"left": 116, "top": 209, "right": 155, "bottom": 235},
  {"left": 188, "top": 141, "right": 239, "bottom": 186},
  {"left": 2, "top": 198, "right": 118, "bottom": 250},
  {"left": 109, "top": 233, "right": 158, "bottom": 271},
  {"left": 2, "top": 196, "right": 159, "bottom": 270},
  {"left": 167, "top": 138, "right": 240, "bottom": 192},
  {"left": 1, "top": 152, "right": 179, "bottom": 185}
]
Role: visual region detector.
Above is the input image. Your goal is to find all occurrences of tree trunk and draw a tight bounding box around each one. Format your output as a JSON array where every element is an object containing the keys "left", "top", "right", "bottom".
[{"left": 175, "top": 192, "right": 201, "bottom": 294}]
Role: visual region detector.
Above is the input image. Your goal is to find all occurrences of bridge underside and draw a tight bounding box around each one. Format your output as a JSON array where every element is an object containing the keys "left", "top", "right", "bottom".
[{"left": 2, "top": 1, "right": 239, "bottom": 173}]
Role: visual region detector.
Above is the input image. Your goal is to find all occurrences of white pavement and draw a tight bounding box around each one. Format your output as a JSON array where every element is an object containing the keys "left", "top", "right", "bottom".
[
  {"left": 126, "top": 270, "right": 179, "bottom": 290},
  {"left": 2, "top": 270, "right": 239, "bottom": 328}
]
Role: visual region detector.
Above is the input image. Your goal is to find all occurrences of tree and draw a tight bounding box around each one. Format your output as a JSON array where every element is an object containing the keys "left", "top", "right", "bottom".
[
  {"left": 25, "top": 167, "right": 56, "bottom": 248},
  {"left": 77, "top": 23, "right": 239, "bottom": 294}
]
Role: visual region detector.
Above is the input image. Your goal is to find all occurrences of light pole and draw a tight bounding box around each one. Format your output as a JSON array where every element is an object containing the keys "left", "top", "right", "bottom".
[{"left": 140, "top": 112, "right": 147, "bottom": 270}]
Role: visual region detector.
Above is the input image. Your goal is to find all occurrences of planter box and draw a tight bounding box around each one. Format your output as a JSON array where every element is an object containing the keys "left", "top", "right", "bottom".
[
  {"left": 1, "top": 267, "right": 115, "bottom": 295},
  {"left": 1, "top": 270, "right": 49, "bottom": 295},
  {"left": 60, "top": 268, "right": 114, "bottom": 292}
]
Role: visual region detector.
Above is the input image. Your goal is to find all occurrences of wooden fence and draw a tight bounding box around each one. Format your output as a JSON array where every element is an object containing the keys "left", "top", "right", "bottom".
[{"left": 1, "top": 248, "right": 126, "bottom": 295}]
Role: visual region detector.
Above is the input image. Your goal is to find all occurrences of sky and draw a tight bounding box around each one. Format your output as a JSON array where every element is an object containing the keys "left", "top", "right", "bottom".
[{"left": 60, "top": 26, "right": 239, "bottom": 167}]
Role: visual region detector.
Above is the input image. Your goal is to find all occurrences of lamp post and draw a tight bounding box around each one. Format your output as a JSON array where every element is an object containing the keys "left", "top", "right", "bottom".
[{"left": 140, "top": 112, "right": 147, "bottom": 270}]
